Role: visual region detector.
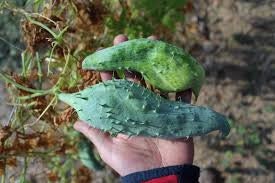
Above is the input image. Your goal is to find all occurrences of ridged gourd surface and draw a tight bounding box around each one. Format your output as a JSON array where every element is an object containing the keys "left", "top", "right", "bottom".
[{"left": 58, "top": 80, "right": 230, "bottom": 139}]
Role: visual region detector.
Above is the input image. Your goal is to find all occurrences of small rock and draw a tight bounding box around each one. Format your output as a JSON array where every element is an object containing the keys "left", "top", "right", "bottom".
[
  {"left": 202, "top": 41, "right": 217, "bottom": 53},
  {"left": 270, "top": 130, "right": 275, "bottom": 143}
]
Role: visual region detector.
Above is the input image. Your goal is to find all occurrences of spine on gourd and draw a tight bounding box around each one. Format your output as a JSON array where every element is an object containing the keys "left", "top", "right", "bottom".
[
  {"left": 58, "top": 80, "right": 230, "bottom": 139},
  {"left": 82, "top": 38, "right": 205, "bottom": 99}
]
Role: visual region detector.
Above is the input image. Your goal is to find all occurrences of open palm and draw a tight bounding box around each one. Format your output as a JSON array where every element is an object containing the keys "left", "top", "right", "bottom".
[{"left": 74, "top": 35, "right": 194, "bottom": 176}]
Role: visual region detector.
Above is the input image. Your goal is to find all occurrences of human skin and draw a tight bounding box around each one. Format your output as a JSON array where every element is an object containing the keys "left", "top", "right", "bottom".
[{"left": 74, "top": 34, "right": 194, "bottom": 176}]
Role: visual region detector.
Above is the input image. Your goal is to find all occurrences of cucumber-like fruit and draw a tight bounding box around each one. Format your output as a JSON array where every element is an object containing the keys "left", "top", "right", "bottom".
[
  {"left": 82, "top": 38, "right": 205, "bottom": 98},
  {"left": 78, "top": 136, "right": 104, "bottom": 171},
  {"left": 58, "top": 80, "right": 230, "bottom": 138}
]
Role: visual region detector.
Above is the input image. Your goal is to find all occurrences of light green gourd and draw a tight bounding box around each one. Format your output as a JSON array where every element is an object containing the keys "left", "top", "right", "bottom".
[
  {"left": 78, "top": 136, "right": 104, "bottom": 170},
  {"left": 82, "top": 38, "right": 205, "bottom": 98},
  {"left": 58, "top": 80, "right": 230, "bottom": 138}
]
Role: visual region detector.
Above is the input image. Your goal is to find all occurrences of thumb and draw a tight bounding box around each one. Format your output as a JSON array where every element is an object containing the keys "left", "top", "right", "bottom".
[{"left": 74, "top": 121, "right": 113, "bottom": 157}]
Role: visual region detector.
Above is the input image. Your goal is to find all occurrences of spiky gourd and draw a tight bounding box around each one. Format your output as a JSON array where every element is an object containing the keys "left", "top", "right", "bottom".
[
  {"left": 78, "top": 136, "right": 104, "bottom": 170},
  {"left": 82, "top": 38, "right": 205, "bottom": 98},
  {"left": 58, "top": 80, "right": 230, "bottom": 138}
]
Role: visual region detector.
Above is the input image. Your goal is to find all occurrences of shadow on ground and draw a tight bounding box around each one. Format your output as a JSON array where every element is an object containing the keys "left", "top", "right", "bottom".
[{"left": 195, "top": 15, "right": 275, "bottom": 97}]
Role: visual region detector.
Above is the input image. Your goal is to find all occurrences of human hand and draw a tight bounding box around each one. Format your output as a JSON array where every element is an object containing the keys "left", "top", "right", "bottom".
[{"left": 74, "top": 35, "right": 194, "bottom": 176}]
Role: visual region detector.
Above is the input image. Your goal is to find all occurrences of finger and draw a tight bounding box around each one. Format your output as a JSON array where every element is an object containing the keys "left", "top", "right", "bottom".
[
  {"left": 147, "top": 35, "right": 158, "bottom": 40},
  {"left": 113, "top": 35, "right": 141, "bottom": 82},
  {"left": 100, "top": 71, "right": 114, "bottom": 81},
  {"left": 124, "top": 35, "right": 158, "bottom": 83},
  {"left": 176, "top": 89, "right": 192, "bottom": 103},
  {"left": 124, "top": 71, "right": 143, "bottom": 83},
  {"left": 74, "top": 121, "right": 113, "bottom": 151},
  {"left": 99, "top": 35, "right": 128, "bottom": 81},
  {"left": 114, "top": 35, "right": 142, "bottom": 83},
  {"left": 155, "top": 31, "right": 190, "bottom": 103},
  {"left": 95, "top": 47, "right": 114, "bottom": 81},
  {"left": 113, "top": 34, "right": 128, "bottom": 45}
]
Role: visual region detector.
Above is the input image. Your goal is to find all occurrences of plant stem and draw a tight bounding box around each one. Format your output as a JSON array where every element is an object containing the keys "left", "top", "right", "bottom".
[
  {"left": 36, "top": 52, "right": 43, "bottom": 89},
  {"left": 21, "top": 52, "right": 26, "bottom": 77},
  {"left": 21, "top": 51, "right": 32, "bottom": 77},
  {"left": 0, "top": 37, "right": 23, "bottom": 51},
  {"left": 53, "top": 50, "right": 72, "bottom": 89},
  {"left": 18, "top": 92, "right": 49, "bottom": 100},
  {"left": 47, "top": 42, "right": 58, "bottom": 76},
  {"left": 19, "top": 157, "right": 28, "bottom": 183},
  {"left": 0, "top": 72, "right": 51, "bottom": 94},
  {"left": 6, "top": 101, "right": 36, "bottom": 107},
  {"left": 57, "top": 26, "right": 69, "bottom": 43},
  {"left": 27, "top": 16, "right": 57, "bottom": 38},
  {"left": 7, "top": 105, "right": 16, "bottom": 126},
  {"left": 1, "top": 159, "right": 6, "bottom": 183},
  {"left": 24, "top": 96, "right": 56, "bottom": 127},
  {"left": 1, "top": 173, "right": 4, "bottom": 183}
]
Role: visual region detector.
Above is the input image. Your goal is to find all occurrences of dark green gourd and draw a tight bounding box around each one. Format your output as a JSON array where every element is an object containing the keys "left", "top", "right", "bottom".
[
  {"left": 82, "top": 38, "right": 205, "bottom": 98},
  {"left": 58, "top": 80, "right": 230, "bottom": 138}
]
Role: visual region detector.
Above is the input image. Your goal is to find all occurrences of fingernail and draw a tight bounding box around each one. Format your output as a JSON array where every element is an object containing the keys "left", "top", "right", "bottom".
[
  {"left": 148, "top": 35, "right": 158, "bottom": 40},
  {"left": 114, "top": 34, "right": 128, "bottom": 45}
]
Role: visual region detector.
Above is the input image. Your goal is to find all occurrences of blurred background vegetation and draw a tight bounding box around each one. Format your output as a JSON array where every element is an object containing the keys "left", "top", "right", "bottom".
[{"left": 0, "top": 0, "right": 274, "bottom": 182}]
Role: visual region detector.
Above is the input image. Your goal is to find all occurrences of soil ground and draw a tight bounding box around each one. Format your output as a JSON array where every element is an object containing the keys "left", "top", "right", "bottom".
[
  {"left": 185, "top": 0, "right": 275, "bottom": 182},
  {"left": 0, "top": 0, "right": 275, "bottom": 182}
]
